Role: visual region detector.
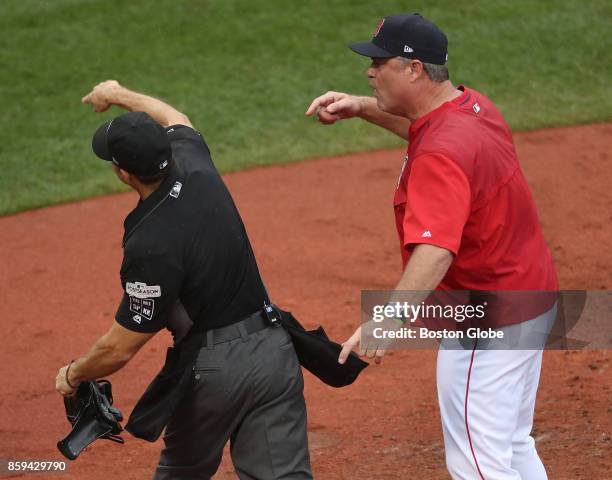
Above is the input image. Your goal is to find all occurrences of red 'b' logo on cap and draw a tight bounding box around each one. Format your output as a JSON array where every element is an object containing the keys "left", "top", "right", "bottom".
[{"left": 373, "top": 18, "right": 385, "bottom": 37}]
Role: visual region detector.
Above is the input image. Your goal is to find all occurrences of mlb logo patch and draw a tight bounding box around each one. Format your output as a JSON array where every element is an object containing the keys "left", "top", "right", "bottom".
[{"left": 170, "top": 181, "right": 182, "bottom": 199}]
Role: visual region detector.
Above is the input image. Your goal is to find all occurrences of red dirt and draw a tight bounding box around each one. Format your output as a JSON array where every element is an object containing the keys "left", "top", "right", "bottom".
[{"left": 1, "top": 123, "right": 610, "bottom": 479}]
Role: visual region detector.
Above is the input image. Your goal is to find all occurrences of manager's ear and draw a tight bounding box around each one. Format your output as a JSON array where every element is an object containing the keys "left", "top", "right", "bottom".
[{"left": 407, "top": 59, "right": 426, "bottom": 82}]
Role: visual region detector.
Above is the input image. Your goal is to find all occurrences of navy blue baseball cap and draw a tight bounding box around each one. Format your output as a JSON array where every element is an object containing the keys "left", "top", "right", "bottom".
[
  {"left": 92, "top": 111, "right": 173, "bottom": 178},
  {"left": 349, "top": 13, "right": 448, "bottom": 65}
]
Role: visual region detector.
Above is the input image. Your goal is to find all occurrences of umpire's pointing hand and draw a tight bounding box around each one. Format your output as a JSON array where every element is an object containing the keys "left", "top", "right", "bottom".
[{"left": 81, "top": 80, "right": 122, "bottom": 112}]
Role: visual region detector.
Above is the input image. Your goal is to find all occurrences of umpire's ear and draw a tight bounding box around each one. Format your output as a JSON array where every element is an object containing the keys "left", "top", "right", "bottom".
[{"left": 112, "top": 164, "right": 133, "bottom": 188}]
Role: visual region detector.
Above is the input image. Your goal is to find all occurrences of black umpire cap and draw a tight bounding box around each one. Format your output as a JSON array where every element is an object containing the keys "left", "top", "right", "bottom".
[
  {"left": 349, "top": 13, "right": 448, "bottom": 65},
  {"left": 92, "top": 111, "right": 173, "bottom": 177}
]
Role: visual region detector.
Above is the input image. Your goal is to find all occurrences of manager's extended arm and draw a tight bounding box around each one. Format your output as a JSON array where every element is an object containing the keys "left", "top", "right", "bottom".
[
  {"left": 82, "top": 80, "right": 193, "bottom": 128},
  {"left": 306, "top": 91, "right": 410, "bottom": 140}
]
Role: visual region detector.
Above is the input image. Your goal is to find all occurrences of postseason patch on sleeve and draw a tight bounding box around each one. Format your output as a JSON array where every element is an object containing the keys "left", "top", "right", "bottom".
[
  {"left": 124, "top": 281, "right": 161, "bottom": 323},
  {"left": 125, "top": 281, "right": 161, "bottom": 299}
]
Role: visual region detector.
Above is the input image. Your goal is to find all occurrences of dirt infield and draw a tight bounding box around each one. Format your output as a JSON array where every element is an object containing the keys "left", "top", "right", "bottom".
[{"left": 1, "top": 123, "right": 610, "bottom": 479}]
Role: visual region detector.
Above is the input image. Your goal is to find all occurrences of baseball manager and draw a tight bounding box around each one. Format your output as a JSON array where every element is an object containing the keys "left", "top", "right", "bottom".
[
  {"left": 307, "top": 13, "right": 558, "bottom": 480},
  {"left": 56, "top": 80, "right": 312, "bottom": 479}
]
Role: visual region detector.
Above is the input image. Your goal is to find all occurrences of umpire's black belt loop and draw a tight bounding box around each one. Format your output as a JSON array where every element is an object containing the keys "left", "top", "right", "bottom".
[
  {"left": 237, "top": 323, "right": 249, "bottom": 342},
  {"left": 205, "top": 330, "right": 214, "bottom": 349}
]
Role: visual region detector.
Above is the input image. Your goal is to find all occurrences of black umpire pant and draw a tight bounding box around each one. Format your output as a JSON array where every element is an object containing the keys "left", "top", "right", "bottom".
[{"left": 153, "top": 317, "right": 312, "bottom": 480}]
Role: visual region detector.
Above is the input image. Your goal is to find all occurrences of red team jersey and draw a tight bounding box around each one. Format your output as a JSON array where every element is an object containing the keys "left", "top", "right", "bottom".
[{"left": 394, "top": 86, "right": 558, "bottom": 298}]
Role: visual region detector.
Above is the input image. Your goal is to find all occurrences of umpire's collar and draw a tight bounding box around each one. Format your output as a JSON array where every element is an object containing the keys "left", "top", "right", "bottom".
[{"left": 122, "top": 163, "right": 184, "bottom": 246}]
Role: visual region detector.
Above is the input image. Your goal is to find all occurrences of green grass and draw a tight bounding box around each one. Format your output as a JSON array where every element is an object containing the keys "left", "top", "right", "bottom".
[{"left": 1, "top": 0, "right": 611, "bottom": 216}]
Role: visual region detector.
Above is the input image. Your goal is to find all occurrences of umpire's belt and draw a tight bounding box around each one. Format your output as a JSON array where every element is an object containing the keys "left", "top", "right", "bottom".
[
  {"left": 202, "top": 310, "right": 270, "bottom": 347},
  {"left": 126, "top": 306, "right": 367, "bottom": 442}
]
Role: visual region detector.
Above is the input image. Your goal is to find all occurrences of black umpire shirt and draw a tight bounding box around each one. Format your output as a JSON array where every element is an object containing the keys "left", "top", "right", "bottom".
[{"left": 115, "top": 125, "right": 268, "bottom": 341}]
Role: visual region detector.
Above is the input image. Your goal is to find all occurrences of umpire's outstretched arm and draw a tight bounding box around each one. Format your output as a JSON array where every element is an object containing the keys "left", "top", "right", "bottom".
[{"left": 82, "top": 79, "right": 193, "bottom": 129}]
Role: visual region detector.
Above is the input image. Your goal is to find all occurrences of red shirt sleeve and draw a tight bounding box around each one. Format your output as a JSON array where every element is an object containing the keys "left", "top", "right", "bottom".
[{"left": 402, "top": 153, "right": 470, "bottom": 255}]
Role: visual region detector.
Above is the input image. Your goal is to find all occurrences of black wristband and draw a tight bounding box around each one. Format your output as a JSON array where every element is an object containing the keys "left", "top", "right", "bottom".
[{"left": 65, "top": 360, "right": 77, "bottom": 390}]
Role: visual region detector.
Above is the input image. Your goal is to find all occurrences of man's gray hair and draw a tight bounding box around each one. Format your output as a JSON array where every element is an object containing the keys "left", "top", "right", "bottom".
[
  {"left": 396, "top": 56, "right": 449, "bottom": 82},
  {"left": 422, "top": 62, "right": 449, "bottom": 82}
]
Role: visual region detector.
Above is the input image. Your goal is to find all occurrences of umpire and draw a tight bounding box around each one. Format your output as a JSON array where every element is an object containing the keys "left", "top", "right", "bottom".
[{"left": 55, "top": 80, "right": 312, "bottom": 479}]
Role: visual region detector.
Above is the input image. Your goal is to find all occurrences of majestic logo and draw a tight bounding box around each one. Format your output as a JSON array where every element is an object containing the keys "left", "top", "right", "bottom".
[
  {"left": 159, "top": 159, "right": 169, "bottom": 169},
  {"left": 132, "top": 314, "right": 142, "bottom": 324},
  {"left": 473, "top": 103, "right": 481, "bottom": 114},
  {"left": 170, "top": 181, "right": 182, "bottom": 199},
  {"left": 421, "top": 230, "right": 432, "bottom": 238},
  {"left": 125, "top": 281, "right": 161, "bottom": 299},
  {"left": 373, "top": 18, "right": 385, "bottom": 37},
  {"left": 403, "top": 45, "right": 414, "bottom": 53}
]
